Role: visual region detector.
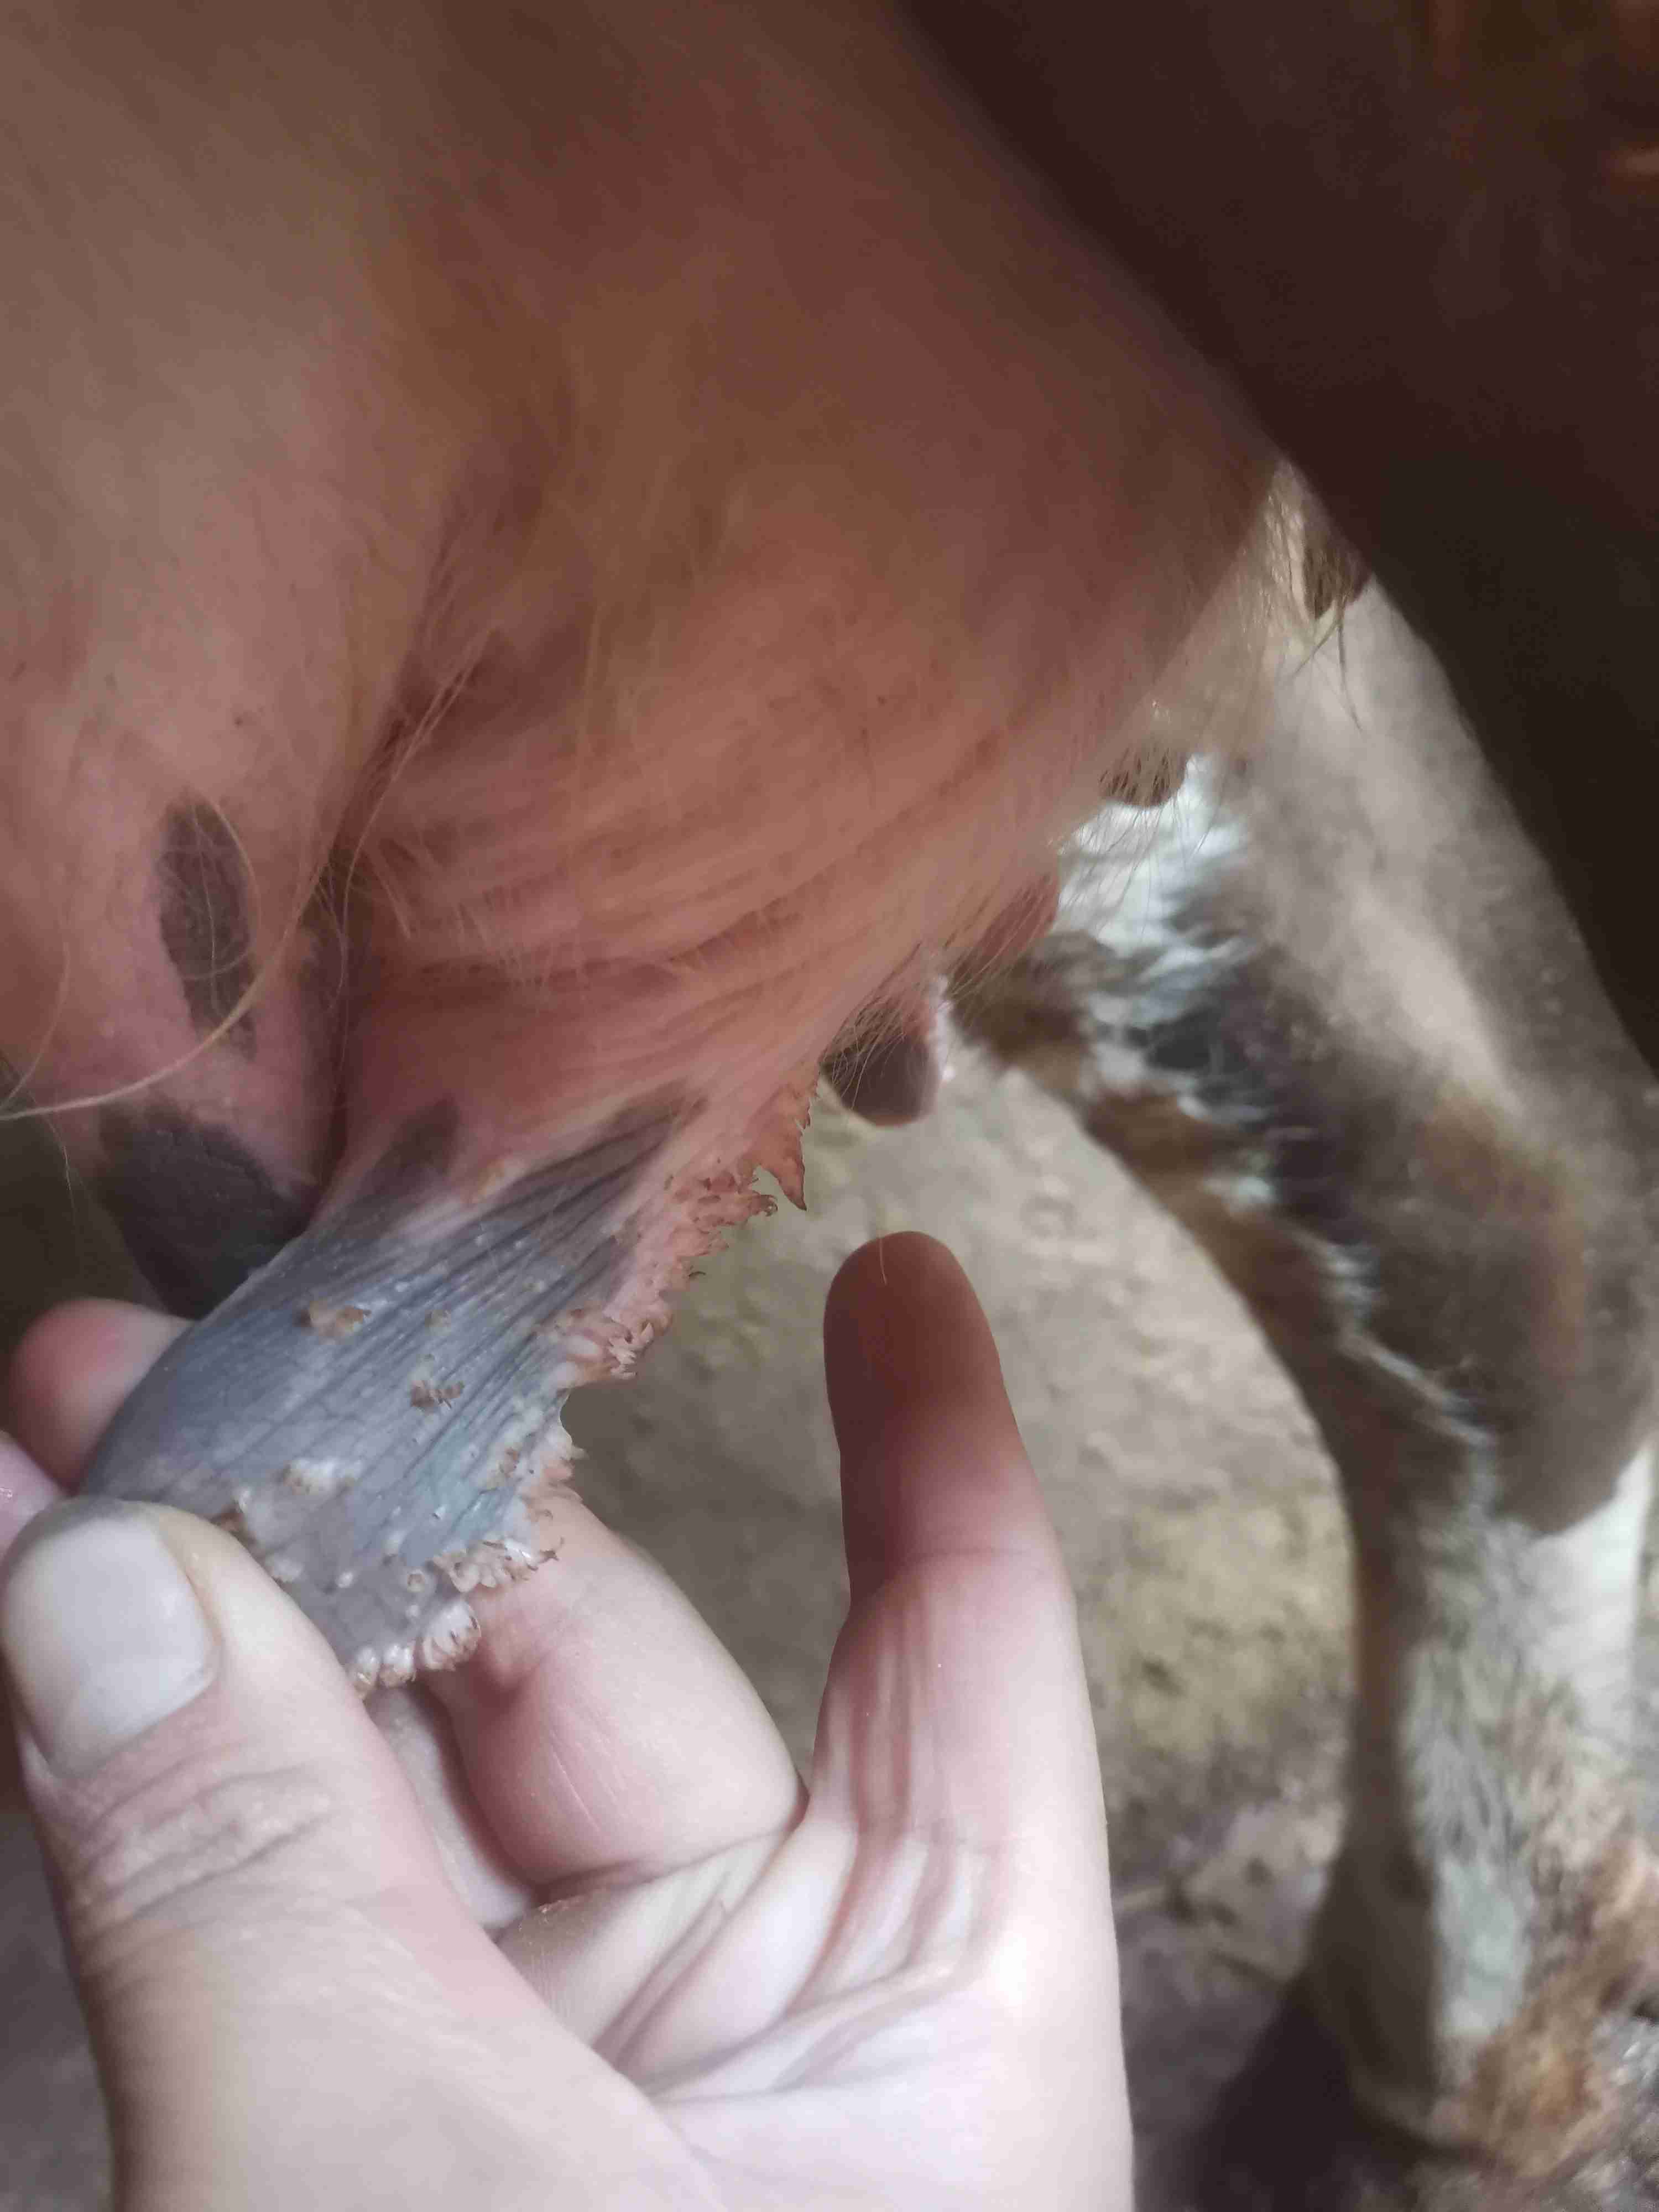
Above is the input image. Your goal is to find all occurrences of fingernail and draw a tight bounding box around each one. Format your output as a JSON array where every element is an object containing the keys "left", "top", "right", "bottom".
[{"left": 1, "top": 1505, "right": 217, "bottom": 1776}]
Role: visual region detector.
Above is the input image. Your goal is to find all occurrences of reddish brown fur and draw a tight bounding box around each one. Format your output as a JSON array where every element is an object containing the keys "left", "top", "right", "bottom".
[{"left": 0, "top": 1, "right": 1274, "bottom": 1229}]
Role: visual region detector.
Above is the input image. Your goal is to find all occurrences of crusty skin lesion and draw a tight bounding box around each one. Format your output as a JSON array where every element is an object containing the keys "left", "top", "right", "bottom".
[
  {"left": 83, "top": 1101, "right": 642, "bottom": 1682},
  {"left": 80, "top": 1084, "right": 810, "bottom": 1691}
]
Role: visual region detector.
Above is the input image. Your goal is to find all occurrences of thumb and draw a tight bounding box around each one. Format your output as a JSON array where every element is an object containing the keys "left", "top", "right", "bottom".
[{"left": 0, "top": 1499, "right": 672, "bottom": 2212}]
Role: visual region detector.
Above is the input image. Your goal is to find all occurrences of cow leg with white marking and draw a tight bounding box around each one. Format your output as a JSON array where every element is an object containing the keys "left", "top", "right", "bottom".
[{"left": 959, "top": 577, "right": 1659, "bottom": 2187}]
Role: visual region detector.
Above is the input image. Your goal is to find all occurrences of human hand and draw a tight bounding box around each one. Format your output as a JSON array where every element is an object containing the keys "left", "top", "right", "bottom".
[{"left": 0, "top": 1233, "right": 1130, "bottom": 2209}]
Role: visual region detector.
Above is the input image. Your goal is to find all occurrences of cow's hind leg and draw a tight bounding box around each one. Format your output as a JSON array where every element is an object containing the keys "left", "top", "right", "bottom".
[{"left": 960, "top": 586, "right": 1659, "bottom": 2192}]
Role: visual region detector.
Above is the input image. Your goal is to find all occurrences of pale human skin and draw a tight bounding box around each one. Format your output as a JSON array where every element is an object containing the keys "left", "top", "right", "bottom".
[{"left": 0, "top": 1234, "right": 1129, "bottom": 2210}]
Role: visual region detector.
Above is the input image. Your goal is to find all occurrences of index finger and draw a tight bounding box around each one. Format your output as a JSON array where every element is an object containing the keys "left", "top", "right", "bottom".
[
  {"left": 816, "top": 1233, "right": 1109, "bottom": 1889},
  {"left": 823, "top": 1232, "right": 1068, "bottom": 1597}
]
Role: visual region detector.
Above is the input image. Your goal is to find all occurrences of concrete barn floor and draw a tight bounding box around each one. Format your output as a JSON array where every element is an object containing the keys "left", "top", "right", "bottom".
[{"left": 0, "top": 1057, "right": 1369, "bottom": 2207}]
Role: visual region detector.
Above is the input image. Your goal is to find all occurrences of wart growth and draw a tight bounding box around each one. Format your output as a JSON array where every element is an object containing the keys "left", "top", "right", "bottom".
[{"left": 80, "top": 1096, "right": 791, "bottom": 1691}]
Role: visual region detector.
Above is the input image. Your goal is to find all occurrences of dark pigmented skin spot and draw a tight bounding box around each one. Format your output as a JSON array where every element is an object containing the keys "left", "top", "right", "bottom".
[
  {"left": 346, "top": 1097, "right": 461, "bottom": 1218},
  {"left": 822, "top": 1024, "right": 942, "bottom": 1127},
  {"left": 158, "top": 802, "right": 257, "bottom": 1055},
  {"left": 96, "top": 1103, "right": 314, "bottom": 1318}
]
